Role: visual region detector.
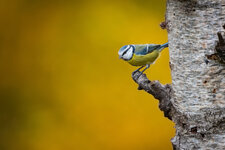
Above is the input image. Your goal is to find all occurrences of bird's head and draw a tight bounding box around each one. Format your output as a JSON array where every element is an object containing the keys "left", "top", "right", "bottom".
[{"left": 118, "top": 45, "right": 135, "bottom": 61}]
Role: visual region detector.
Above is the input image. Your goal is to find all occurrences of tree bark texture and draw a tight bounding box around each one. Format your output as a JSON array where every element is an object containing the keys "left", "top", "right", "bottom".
[
  {"left": 133, "top": 0, "right": 225, "bottom": 149},
  {"left": 167, "top": 0, "right": 225, "bottom": 149}
]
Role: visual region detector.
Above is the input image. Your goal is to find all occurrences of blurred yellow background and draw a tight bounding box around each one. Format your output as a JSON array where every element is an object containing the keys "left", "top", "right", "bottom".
[{"left": 0, "top": 0, "right": 174, "bottom": 150}]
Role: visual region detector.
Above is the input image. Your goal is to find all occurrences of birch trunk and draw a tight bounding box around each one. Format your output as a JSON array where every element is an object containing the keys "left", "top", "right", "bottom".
[{"left": 167, "top": 0, "right": 225, "bottom": 149}]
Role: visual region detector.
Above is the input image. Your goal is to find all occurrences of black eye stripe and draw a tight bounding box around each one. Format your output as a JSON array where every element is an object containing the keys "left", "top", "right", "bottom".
[
  {"left": 122, "top": 50, "right": 127, "bottom": 56},
  {"left": 122, "top": 45, "right": 131, "bottom": 56}
]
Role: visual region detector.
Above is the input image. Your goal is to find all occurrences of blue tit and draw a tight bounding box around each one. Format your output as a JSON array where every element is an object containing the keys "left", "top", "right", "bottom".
[{"left": 118, "top": 43, "right": 168, "bottom": 74}]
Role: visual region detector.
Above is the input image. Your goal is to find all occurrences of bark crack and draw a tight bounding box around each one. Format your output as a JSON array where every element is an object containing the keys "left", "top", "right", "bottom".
[{"left": 206, "top": 31, "right": 225, "bottom": 64}]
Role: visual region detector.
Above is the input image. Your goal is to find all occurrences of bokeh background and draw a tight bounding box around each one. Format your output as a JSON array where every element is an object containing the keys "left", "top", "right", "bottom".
[{"left": 0, "top": 0, "right": 174, "bottom": 150}]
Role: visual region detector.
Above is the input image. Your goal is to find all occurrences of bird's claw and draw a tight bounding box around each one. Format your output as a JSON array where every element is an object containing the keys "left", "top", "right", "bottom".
[{"left": 132, "top": 70, "right": 143, "bottom": 80}]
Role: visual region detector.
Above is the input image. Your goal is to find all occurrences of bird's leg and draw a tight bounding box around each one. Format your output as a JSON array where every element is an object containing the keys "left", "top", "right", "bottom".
[
  {"left": 141, "top": 64, "right": 150, "bottom": 74},
  {"left": 134, "top": 64, "right": 150, "bottom": 79},
  {"left": 132, "top": 66, "right": 145, "bottom": 79},
  {"left": 133, "top": 66, "right": 144, "bottom": 73}
]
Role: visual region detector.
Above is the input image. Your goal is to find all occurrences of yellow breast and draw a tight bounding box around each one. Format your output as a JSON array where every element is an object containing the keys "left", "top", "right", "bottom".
[{"left": 127, "top": 51, "right": 160, "bottom": 66}]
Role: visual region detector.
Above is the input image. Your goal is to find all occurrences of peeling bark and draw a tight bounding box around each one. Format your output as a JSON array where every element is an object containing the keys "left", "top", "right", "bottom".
[
  {"left": 206, "top": 32, "right": 225, "bottom": 64},
  {"left": 132, "top": 0, "right": 225, "bottom": 149}
]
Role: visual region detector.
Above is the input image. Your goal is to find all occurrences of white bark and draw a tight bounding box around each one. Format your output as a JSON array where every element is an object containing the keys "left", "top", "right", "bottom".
[
  {"left": 167, "top": 0, "right": 225, "bottom": 149},
  {"left": 133, "top": 0, "right": 225, "bottom": 149}
]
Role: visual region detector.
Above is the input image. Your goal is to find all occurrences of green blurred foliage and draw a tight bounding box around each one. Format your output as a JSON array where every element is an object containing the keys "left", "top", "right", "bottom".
[{"left": 0, "top": 0, "right": 174, "bottom": 150}]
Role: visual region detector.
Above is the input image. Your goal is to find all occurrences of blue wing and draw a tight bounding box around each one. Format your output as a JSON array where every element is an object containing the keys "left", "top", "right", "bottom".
[
  {"left": 160, "top": 43, "right": 168, "bottom": 48},
  {"left": 134, "top": 44, "right": 161, "bottom": 55},
  {"left": 134, "top": 43, "right": 168, "bottom": 55}
]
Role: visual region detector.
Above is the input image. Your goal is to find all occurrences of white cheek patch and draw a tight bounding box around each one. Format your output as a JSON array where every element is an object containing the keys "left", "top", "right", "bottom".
[
  {"left": 118, "top": 45, "right": 130, "bottom": 57},
  {"left": 123, "top": 47, "right": 133, "bottom": 60},
  {"left": 118, "top": 50, "right": 123, "bottom": 57}
]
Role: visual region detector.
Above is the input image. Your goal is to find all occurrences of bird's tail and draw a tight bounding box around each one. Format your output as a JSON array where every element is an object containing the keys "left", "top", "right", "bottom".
[{"left": 158, "top": 42, "right": 168, "bottom": 52}]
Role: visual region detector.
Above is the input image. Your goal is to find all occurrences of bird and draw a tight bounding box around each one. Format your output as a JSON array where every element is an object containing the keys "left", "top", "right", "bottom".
[{"left": 118, "top": 43, "right": 168, "bottom": 76}]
